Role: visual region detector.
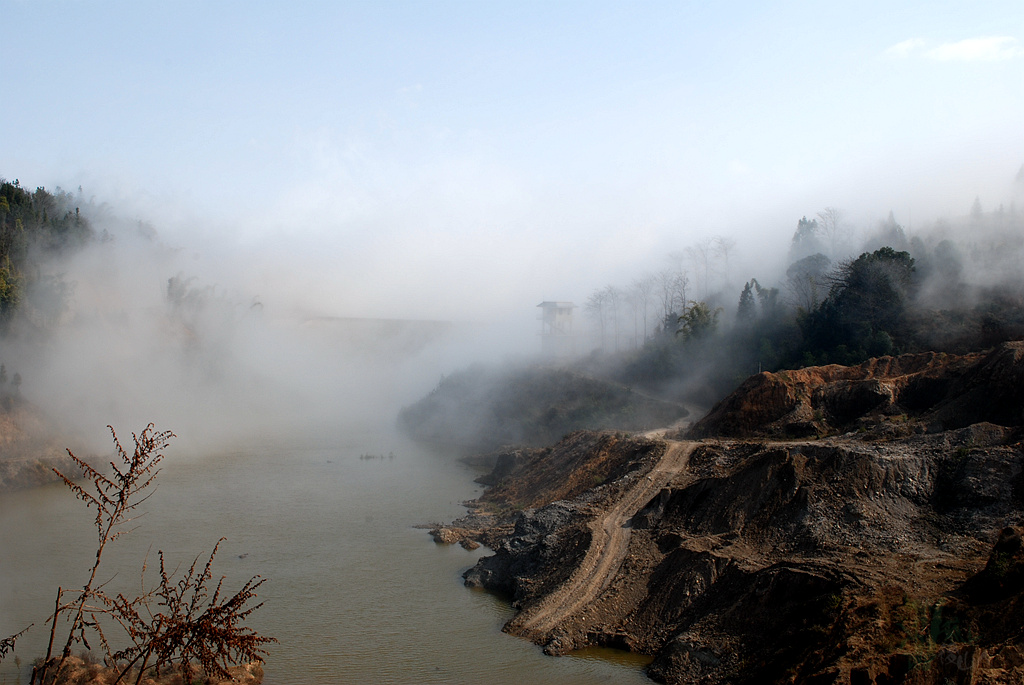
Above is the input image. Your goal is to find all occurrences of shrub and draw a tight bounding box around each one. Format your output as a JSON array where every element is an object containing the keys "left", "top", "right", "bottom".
[{"left": 25, "top": 424, "right": 274, "bottom": 685}]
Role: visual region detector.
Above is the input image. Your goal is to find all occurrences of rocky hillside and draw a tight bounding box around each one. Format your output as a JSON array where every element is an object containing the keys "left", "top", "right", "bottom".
[
  {"left": 433, "top": 344, "right": 1024, "bottom": 684},
  {"left": 399, "top": 364, "right": 688, "bottom": 452},
  {"left": 689, "top": 341, "right": 1024, "bottom": 439}
]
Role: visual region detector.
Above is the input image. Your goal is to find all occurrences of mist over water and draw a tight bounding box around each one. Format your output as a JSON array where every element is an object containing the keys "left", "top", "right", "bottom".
[
  {"left": 0, "top": 210, "right": 543, "bottom": 456},
  {"left": 0, "top": 206, "right": 639, "bottom": 677},
  {"left": 0, "top": 429, "right": 653, "bottom": 684},
  {"left": 0, "top": 205, "right": 662, "bottom": 682}
]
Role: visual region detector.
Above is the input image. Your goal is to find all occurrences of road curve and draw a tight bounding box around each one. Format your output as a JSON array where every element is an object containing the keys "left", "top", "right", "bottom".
[{"left": 506, "top": 438, "right": 696, "bottom": 644}]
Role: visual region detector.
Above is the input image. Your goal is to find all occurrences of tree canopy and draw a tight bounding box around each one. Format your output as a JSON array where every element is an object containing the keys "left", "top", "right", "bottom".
[
  {"left": 0, "top": 180, "right": 93, "bottom": 326},
  {"left": 799, "top": 247, "right": 915, "bottom": 363}
]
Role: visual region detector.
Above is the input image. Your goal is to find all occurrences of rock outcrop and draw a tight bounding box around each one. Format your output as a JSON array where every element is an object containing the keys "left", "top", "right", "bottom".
[{"left": 689, "top": 342, "right": 1024, "bottom": 439}]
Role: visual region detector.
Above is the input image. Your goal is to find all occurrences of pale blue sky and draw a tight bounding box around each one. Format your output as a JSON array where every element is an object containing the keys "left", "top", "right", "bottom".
[{"left": 2, "top": 1, "right": 1022, "bottom": 319}]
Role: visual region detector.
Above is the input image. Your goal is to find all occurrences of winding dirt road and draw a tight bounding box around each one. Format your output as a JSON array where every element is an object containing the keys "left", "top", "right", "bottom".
[{"left": 506, "top": 437, "right": 696, "bottom": 643}]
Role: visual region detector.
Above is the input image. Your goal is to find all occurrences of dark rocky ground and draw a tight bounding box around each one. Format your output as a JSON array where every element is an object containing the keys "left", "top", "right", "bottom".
[{"left": 432, "top": 343, "right": 1024, "bottom": 684}]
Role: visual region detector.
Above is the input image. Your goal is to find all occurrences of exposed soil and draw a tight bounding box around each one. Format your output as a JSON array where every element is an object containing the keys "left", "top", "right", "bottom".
[
  {"left": 689, "top": 342, "right": 1024, "bottom": 439},
  {"left": 506, "top": 439, "right": 696, "bottom": 644},
  {"left": 433, "top": 343, "right": 1024, "bottom": 684}
]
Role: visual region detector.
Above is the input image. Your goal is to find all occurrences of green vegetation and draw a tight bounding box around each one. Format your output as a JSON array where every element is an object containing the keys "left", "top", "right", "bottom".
[
  {"left": 676, "top": 301, "right": 722, "bottom": 341},
  {"left": 0, "top": 179, "right": 93, "bottom": 331},
  {"left": 403, "top": 194, "right": 1024, "bottom": 445},
  {"left": 798, "top": 247, "right": 914, "bottom": 363}
]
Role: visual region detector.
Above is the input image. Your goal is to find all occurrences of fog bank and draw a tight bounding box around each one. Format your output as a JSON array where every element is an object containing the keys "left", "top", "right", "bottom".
[{"left": 2, "top": 213, "right": 543, "bottom": 455}]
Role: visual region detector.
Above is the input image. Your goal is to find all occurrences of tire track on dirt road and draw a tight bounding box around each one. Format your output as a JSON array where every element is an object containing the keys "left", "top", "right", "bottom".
[{"left": 506, "top": 438, "right": 696, "bottom": 646}]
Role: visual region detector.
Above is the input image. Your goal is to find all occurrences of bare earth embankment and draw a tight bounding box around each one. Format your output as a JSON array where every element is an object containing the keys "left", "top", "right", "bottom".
[
  {"left": 0, "top": 405, "right": 77, "bottom": 492},
  {"left": 507, "top": 439, "right": 695, "bottom": 643},
  {"left": 434, "top": 342, "right": 1024, "bottom": 684}
]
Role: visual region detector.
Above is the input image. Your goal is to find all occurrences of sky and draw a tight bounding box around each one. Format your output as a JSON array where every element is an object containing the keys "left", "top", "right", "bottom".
[{"left": 2, "top": 0, "right": 1022, "bottom": 322}]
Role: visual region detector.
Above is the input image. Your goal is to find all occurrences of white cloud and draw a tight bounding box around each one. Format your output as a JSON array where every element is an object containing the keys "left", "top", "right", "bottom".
[
  {"left": 926, "top": 36, "right": 1023, "bottom": 61},
  {"left": 884, "top": 37, "right": 926, "bottom": 58}
]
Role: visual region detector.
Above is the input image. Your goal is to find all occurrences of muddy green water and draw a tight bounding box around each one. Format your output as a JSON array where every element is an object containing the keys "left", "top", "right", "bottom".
[{"left": 0, "top": 430, "right": 652, "bottom": 684}]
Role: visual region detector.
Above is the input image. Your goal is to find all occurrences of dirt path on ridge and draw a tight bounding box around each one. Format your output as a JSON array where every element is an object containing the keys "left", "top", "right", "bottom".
[{"left": 506, "top": 438, "right": 696, "bottom": 643}]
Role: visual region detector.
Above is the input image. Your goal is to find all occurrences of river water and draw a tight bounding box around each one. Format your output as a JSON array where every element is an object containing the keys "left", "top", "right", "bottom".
[{"left": 0, "top": 427, "right": 652, "bottom": 684}]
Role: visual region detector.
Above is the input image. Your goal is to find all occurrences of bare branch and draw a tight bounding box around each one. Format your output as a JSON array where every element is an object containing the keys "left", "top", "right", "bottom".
[{"left": 0, "top": 625, "right": 32, "bottom": 663}]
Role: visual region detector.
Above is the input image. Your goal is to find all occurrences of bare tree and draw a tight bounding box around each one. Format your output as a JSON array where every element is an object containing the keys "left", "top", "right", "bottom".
[
  {"left": 584, "top": 288, "right": 610, "bottom": 350},
  {"left": 624, "top": 289, "right": 640, "bottom": 349},
  {"left": 686, "top": 238, "right": 716, "bottom": 300},
  {"left": 816, "top": 207, "right": 845, "bottom": 259},
  {"left": 714, "top": 235, "right": 737, "bottom": 289},
  {"left": 30, "top": 425, "right": 274, "bottom": 685},
  {"left": 106, "top": 540, "right": 273, "bottom": 684},
  {"left": 654, "top": 270, "right": 675, "bottom": 321},
  {"left": 656, "top": 265, "right": 690, "bottom": 322},
  {"left": 630, "top": 277, "right": 655, "bottom": 344},
  {"left": 35, "top": 425, "right": 173, "bottom": 685},
  {"left": 666, "top": 250, "right": 687, "bottom": 277},
  {"left": 604, "top": 285, "right": 623, "bottom": 352},
  {"left": 671, "top": 270, "right": 690, "bottom": 315},
  {"left": 0, "top": 626, "right": 31, "bottom": 664}
]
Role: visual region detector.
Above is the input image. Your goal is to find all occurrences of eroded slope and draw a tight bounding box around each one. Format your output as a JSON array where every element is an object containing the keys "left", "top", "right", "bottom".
[
  {"left": 436, "top": 344, "right": 1024, "bottom": 684},
  {"left": 399, "top": 365, "right": 688, "bottom": 452},
  {"left": 689, "top": 342, "right": 1024, "bottom": 439}
]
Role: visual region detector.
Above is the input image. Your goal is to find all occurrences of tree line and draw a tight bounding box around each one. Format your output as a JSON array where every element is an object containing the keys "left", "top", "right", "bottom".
[
  {"left": 579, "top": 193, "right": 1024, "bottom": 404},
  {"left": 583, "top": 235, "right": 739, "bottom": 352},
  {"left": 0, "top": 179, "right": 93, "bottom": 328}
]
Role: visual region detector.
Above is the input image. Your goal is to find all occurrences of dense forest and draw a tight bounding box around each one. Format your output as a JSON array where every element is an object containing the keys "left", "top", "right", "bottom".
[
  {"left": 0, "top": 179, "right": 93, "bottom": 329},
  {"left": 0, "top": 179, "right": 98, "bottom": 410}
]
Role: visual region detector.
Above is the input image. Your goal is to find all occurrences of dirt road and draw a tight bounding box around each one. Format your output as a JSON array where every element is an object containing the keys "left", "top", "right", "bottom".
[{"left": 506, "top": 438, "right": 696, "bottom": 643}]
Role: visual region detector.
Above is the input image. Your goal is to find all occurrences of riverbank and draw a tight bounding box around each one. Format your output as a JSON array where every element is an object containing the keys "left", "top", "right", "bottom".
[
  {"left": 29, "top": 655, "right": 263, "bottom": 685},
  {"left": 0, "top": 406, "right": 77, "bottom": 493}
]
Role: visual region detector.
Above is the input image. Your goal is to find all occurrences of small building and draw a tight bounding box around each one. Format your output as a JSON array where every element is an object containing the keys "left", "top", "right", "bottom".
[{"left": 536, "top": 301, "right": 576, "bottom": 358}]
